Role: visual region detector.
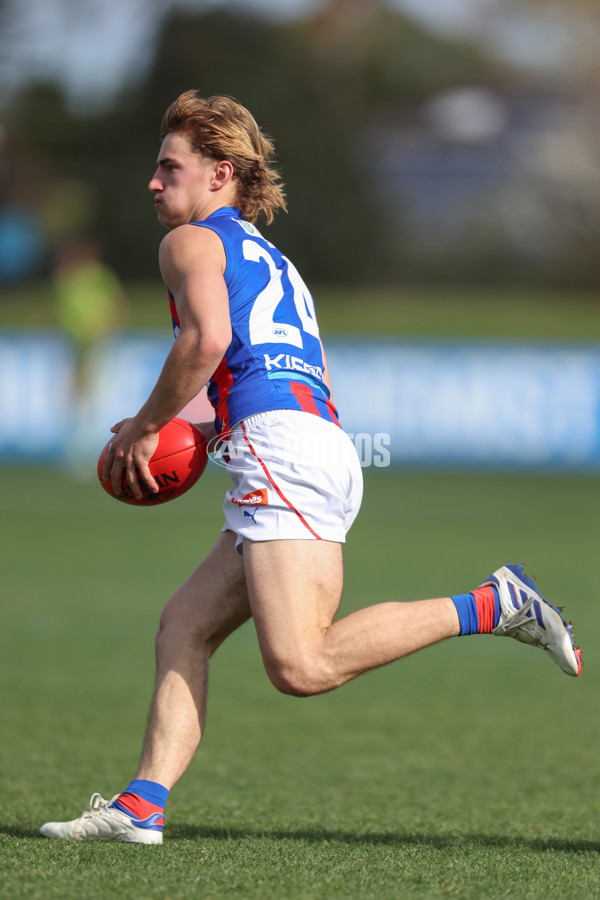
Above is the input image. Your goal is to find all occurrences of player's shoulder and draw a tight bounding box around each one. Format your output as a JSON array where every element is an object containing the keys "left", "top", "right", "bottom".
[
  {"left": 160, "top": 222, "right": 222, "bottom": 254},
  {"left": 159, "top": 223, "right": 225, "bottom": 273}
]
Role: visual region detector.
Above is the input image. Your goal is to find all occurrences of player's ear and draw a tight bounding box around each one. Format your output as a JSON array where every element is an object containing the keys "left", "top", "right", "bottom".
[{"left": 211, "top": 159, "right": 234, "bottom": 189}]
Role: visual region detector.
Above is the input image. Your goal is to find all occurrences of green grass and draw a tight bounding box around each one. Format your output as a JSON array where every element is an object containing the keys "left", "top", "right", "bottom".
[
  {"left": 2, "top": 280, "right": 600, "bottom": 339},
  {"left": 1, "top": 465, "right": 599, "bottom": 898}
]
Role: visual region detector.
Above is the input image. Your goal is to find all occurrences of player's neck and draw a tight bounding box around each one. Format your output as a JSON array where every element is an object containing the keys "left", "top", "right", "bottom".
[{"left": 193, "top": 193, "right": 238, "bottom": 223}]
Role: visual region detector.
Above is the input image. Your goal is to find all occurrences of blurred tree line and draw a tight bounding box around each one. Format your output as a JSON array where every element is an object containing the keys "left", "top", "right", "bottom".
[{"left": 1, "top": 0, "right": 599, "bottom": 288}]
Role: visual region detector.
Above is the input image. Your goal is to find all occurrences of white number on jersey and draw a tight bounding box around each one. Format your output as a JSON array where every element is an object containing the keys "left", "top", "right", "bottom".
[{"left": 243, "top": 240, "right": 319, "bottom": 349}]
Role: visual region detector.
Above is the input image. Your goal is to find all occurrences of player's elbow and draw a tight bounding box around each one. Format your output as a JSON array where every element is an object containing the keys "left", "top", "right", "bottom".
[
  {"left": 199, "top": 317, "right": 231, "bottom": 355},
  {"left": 203, "top": 331, "right": 231, "bottom": 366},
  {"left": 181, "top": 326, "right": 230, "bottom": 371}
]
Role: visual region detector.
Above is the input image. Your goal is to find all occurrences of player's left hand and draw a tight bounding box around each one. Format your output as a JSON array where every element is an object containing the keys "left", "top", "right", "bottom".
[{"left": 102, "top": 418, "right": 160, "bottom": 499}]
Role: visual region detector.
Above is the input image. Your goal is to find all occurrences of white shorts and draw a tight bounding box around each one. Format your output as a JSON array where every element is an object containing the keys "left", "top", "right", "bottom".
[{"left": 220, "top": 409, "right": 363, "bottom": 552}]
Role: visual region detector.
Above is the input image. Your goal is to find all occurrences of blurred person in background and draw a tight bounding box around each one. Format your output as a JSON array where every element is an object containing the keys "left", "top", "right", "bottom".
[
  {"left": 54, "top": 238, "right": 127, "bottom": 391},
  {"left": 53, "top": 238, "right": 128, "bottom": 471}
]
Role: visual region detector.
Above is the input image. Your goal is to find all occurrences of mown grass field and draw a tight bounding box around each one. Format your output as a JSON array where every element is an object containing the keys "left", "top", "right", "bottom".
[
  {"left": 3, "top": 280, "right": 600, "bottom": 340},
  {"left": 1, "top": 464, "right": 599, "bottom": 899}
]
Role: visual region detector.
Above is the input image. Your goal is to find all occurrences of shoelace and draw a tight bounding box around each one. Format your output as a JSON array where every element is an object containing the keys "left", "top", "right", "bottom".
[
  {"left": 500, "top": 596, "right": 536, "bottom": 633},
  {"left": 82, "top": 793, "right": 120, "bottom": 817}
]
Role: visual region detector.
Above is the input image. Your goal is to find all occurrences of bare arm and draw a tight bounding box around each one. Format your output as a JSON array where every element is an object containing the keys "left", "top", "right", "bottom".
[
  {"left": 320, "top": 339, "right": 334, "bottom": 400},
  {"left": 191, "top": 419, "right": 219, "bottom": 444},
  {"left": 103, "top": 225, "right": 231, "bottom": 498}
]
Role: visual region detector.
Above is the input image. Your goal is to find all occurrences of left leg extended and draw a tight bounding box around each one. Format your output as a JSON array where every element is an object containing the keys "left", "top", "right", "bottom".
[{"left": 243, "top": 538, "right": 459, "bottom": 697}]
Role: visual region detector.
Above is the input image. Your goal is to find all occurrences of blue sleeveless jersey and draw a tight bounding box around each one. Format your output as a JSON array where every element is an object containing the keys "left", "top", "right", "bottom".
[{"left": 168, "top": 206, "right": 339, "bottom": 435}]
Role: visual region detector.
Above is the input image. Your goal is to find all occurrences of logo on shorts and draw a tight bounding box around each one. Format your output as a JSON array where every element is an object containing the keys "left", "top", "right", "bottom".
[
  {"left": 243, "top": 507, "right": 259, "bottom": 524},
  {"left": 231, "top": 488, "right": 268, "bottom": 507}
]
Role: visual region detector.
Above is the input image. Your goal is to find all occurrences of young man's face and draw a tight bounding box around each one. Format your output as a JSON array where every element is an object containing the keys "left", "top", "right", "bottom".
[{"left": 148, "top": 132, "right": 219, "bottom": 229}]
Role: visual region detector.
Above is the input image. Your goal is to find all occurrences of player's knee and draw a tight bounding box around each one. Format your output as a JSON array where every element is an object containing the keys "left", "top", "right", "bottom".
[
  {"left": 264, "top": 656, "right": 332, "bottom": 697},
  {"left": 155, "top": 598, "right": 210, "bottom": 654},
  {"left": 155, "top": 608, "right": 189, "bottom": 657}
]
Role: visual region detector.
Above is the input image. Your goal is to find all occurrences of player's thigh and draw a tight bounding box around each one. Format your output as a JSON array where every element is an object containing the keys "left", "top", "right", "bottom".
[
  {"left": 160, "top": 530, "right": 251, "bottom": 651},
  {"left": 243, "top": 537, "right": 343, "bottom": 669}
]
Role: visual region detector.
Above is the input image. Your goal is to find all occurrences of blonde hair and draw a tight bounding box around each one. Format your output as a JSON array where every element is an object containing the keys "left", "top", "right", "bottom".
[{"left": 160, "top": 90, "right": 287, "bottom": 225}]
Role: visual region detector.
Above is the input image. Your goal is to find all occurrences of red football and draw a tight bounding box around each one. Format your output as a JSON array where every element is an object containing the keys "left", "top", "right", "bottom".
[{"left": 97, "top": 417, "right": 209, "bottom": 506}]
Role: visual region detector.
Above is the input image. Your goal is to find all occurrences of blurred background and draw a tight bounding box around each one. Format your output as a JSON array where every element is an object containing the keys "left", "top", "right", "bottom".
[{"left": 1, "top": 0, "right": 600, "bottom": 468}]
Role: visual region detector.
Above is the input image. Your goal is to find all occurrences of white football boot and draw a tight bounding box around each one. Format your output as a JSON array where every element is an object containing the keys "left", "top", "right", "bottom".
[
  {"left": 40, "top": 793, "right": 164, "bottom": 844},
  {"left": 479, "top": 563, "right": 582, "bottom": 677}
]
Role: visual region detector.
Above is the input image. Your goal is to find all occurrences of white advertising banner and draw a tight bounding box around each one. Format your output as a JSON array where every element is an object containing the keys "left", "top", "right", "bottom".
[
  {"left": 327, "top": 340, "right": 600, "bottom": 468},
  {"left": 1, "top": 332, "right": 600, "bottom": 468}
]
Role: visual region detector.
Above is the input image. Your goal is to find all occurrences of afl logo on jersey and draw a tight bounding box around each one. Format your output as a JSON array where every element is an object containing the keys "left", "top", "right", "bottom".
[
  {"left": 272, "top": 328, "right": 288, "bottom": 337},
  {"left": 237, "top": 219, "right": 259, "bottom": 236}
]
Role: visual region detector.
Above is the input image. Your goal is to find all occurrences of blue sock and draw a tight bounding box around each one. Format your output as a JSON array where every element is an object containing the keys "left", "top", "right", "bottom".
[
  {"left": 124, "top": 779, "right": 169, "bottom": 807},
  {"left": 452, "top": 592, "right": 479, "bottom": 635}
]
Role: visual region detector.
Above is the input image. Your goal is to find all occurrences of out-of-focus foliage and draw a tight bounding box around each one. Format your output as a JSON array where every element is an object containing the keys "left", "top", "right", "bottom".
[{"left": 1, "top": 0, "right": 599, "bottom": 287}]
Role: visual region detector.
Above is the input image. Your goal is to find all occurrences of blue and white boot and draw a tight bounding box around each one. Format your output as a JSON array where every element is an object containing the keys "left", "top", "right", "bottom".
[
  {"left": 479, "top": 563, "right": 582, "bottom": 677},
  {"left": 40, "top": 792, "right": 164, "bottom": 844}
]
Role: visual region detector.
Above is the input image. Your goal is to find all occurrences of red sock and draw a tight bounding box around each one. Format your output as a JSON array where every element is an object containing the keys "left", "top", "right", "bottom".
[
  {"left": 111, "top": 793, "right": 164, "bottom": 823},
  {"left": 471, "top": 586, "right": 499, "bottom": 633}
]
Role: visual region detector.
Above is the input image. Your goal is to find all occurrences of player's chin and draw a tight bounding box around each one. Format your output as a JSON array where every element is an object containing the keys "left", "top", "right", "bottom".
[
  {"left": 156, "top": 209, "right": 186, "bottom": 231},
  {"left": 155, "top": 208, "right": 173, "bottom": 228},
  {"left": 154, "top": 203, "right": 174, "bottom": 224}
]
